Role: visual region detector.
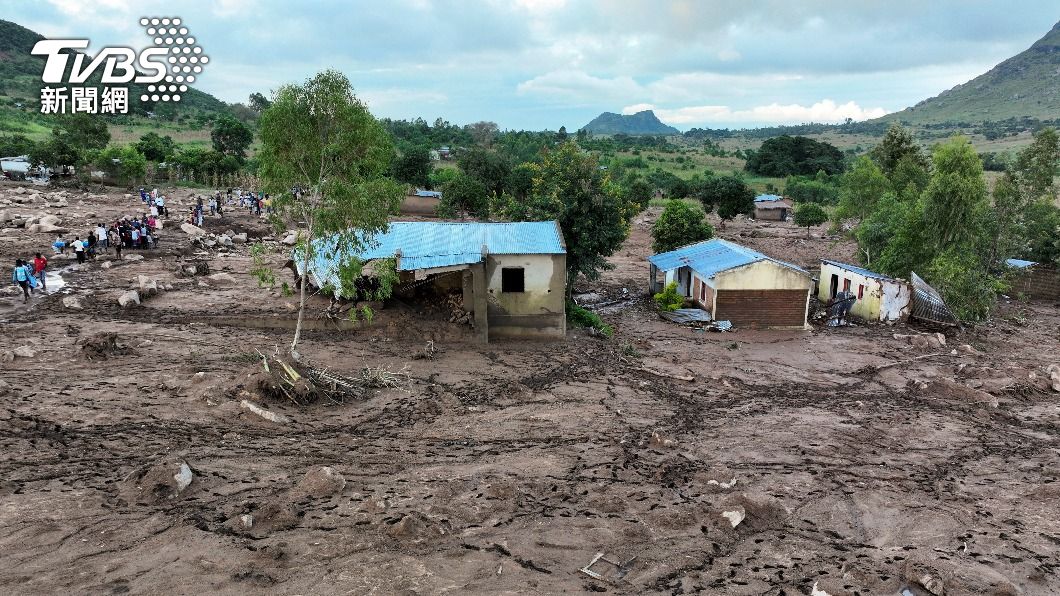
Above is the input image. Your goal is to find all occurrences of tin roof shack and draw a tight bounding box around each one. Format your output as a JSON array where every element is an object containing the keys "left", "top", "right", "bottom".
[
  {"left": 399, "top": 189, "right": 443, "bottom": 216},
  {"left": 819, "top": 260, "right": 911, "bottom": 322},
  {"left": 299, "top": 221, "right": 567, "bottom": 342},
  {"left": 649, "top": 238, "right": 813, "bottom": 328},
  {"left": 753, "top": 194, "right": 793, "bottom": 221},
  {"left": 1006, "top": 259, "right": 1060, "bottom": 300}
]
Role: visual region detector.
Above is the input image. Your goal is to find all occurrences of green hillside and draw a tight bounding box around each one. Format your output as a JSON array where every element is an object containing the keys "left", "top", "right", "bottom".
[
  {"left": 582, "top": 110, "right": 679, "bottom": 135},
  {"left": 883, "top": 21, "right": 1060, "bottom": 125}
]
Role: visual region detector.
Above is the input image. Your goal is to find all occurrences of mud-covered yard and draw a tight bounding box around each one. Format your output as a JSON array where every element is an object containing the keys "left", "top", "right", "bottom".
[{"left": 1, "top": 181, "right": 1059, "bottom": 595}]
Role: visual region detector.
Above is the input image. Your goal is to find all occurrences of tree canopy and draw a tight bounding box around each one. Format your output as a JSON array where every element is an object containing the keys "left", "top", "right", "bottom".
[
  {"left": 744, "top": 135, "right": 845, "bottom": 177},
  {"left": 651, "top": 199, "right": 713, "bottom": 253}
]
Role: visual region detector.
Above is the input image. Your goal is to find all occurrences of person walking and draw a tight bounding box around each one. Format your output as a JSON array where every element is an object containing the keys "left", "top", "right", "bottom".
[
  {"left": 95, "top": 223, "right": 108, "bottom": 254},
  {"left": 53, "top": 234, "right": 66, "bottom": 254},
  {"left": 72, "top": 236, "right": 86, "bottom": 264},
  {"left": 12, "top": 259, "right": 31, "bottom": 303},
  {"left": 33, "top": 252, "right": 47, "bottom": 292},
  {"left": 109, "top": 226, "right": 123, "bottom": 260}
]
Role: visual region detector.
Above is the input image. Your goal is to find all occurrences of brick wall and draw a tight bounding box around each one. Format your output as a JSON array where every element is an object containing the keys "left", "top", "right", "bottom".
[
  {"left": 715, "top": 289, "right": 807, "bottom": 327},
  {"left": 1010, "top": 267, "right": 1060, "bottom": 300}
]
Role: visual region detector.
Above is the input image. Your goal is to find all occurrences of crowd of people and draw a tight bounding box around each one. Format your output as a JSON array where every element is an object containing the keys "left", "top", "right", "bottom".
[{"left": 11, "top": 185, "right": 273, "bottom": 305}]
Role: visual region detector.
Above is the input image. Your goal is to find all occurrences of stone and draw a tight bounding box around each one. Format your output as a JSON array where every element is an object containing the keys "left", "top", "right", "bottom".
[
  {"left": 218, "top": 234, "right": 233, "bottom": 246},
  {"left": 721, "top": 506, "right": 745, "bottom": 528},
  {"left": 174, "top": 462, "right": 194, "bottom": 493},
  {"left": 295, "top": 466, "right": 346, "bottom": 497},
  {"left": 1047, "top": 364, "right": 1060, "bottom": 393},
  {"left": 118, "top": 290, "right": 140, "bottom": 307},
  {"left": 100, "top": 261, "right": 112, "bottom": 269},
  {"left": 137, "top": 275, "right": 158, "bottom": 296},
  {"left": 181, "top": 223, "right": 206, "bottom": 237},
  {"left": 38, "top": 214, "right": 60, "bottom": 226},
  {"left": 0, "top": 351, "right": 13, "bottom": 363},
  {"left": 239, "top": 514, "right": 254, "bottom": 529},
  {"left": 62, "top": 296, "right": 83, "bottom": 310},
  {"left": 124, "top": 254, "right": 144, "bottom": 262},
  {"left": 0, "top": 378, "right": 9, "bottom": 396},
  {"left": 207, "top": 272, "right": 237, "bottom": 286},
  {"left": 281, "top": 231, "right": 298, "bottom": 246},
  {"left": 231, "top": 232, "right": 248, "bottom": 244},
  {"left": 13, "top": 346, "right": 36, "bottom": 358}
]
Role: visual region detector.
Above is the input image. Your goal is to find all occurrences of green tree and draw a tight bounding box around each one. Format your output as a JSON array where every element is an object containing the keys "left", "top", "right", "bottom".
[
  {"left": 494, "top": 141, "right": 632, "bottom": 295},
  {"left": 926, "top": 248, "right": 1005, "bottom": 323},
  {"left": 626, "top": 177, "right": 653, "bottom": 211},
  {"left": 745, "top": 135, "right": 845, "bottom": 176},
  {"left": 135, "top": 132, "right": 176, "bottom": 162},
  {"left": 697, "top": 175, "right": 754, "bottom": 221},
  {"left": 556, "top": 125, "right": 568, "bottom": 142},
  {"left": 392, "top": 146, "right": 433, "bottom": 188},
  {"left": 1022, "top": 201, "right": 1060, "bottom": 265},
  {"left": 785, "top": 175, "right": 838, "bottom": 204},
  {"left": 258, "top": 70, "right": 403, "bottom": 356},
  {"left": 438, "top": 173, "right": 489, "bottom": 218},
  {"left": 211, "top": 114, "right": 254, "bottom": 160},
  {"left": 248, "top": 92, "right": 272, "bottom": 113},
  {"left": 651, "top": 199, "right": 714, "bottom": 253},
  {"left": 458, "top": 147, "right": 510, "bottom": 195},
  {"left": 1012, "top": 127, "right": 1059, "bottom": 201},
  {"left": 60, "top": 113, "right": 110, "bottom": 153},
  {"left": 793, "top": 202, "right": 827, "bottom": 237},
  {"left": 835, "top": 156, "right": 892, "bottom": 222},
  {"left": 854, "top": 194, "right": 906, "bottom": 267},
  {"left": 920, "top": 135, "right": 988, "bottom": 252},
  {"left": 869, "top": 123, "right": 929, "bottom": 177},
  {"left": 94, "top": 145, "right": 146, "bottom": 185}
]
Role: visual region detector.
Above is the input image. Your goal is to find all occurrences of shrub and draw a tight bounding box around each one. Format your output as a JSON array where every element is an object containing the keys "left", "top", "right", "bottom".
[
  {"left": 653, "top": 281, "right": 684, "bottom": 312},
  {"left": 567, "top": 302, "right": 613, "bottom": 337},
  {"left": 651, "top": 199, "right": 714, "bottom": 253}
]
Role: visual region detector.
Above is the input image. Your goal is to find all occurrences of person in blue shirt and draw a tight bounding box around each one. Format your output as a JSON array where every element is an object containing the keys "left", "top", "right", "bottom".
[
  {"left": 12, "top": 259, "right": 30, "bottom": 303},
  {"left": 52, "top": 234, "right": 66, "bottom": 254}
]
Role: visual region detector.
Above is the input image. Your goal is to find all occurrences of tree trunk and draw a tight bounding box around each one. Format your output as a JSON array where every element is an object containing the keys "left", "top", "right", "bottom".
[{"left": 290, "top": 209, "right": 315, "bottom": 359}]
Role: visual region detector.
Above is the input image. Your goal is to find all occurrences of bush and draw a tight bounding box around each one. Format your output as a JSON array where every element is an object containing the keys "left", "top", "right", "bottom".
[
  {"left": 793, "top": 202, "right": 828, "bottom": 235},
  {"left": 651, "top": 199, "right": 714, "bottom": 253},
  {"left": 567, "top": 302, "right": 613, "bottom": 337},
  {"left": 653, "top": 281, "right": 684, "bottom": 311}
]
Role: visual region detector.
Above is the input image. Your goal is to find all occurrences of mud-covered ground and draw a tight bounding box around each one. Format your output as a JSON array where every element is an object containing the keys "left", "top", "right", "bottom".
[{"left": 1, "top": 181, "right": 1059, "bottom": 595}]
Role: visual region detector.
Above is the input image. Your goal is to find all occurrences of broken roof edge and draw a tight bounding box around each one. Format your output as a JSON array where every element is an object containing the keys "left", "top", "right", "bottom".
[
  {"left": 648, "top": 238, "right": 810, "bottom": 279},
  {"left": 820, "top": 259, "right": 898, "bottom": 282}
]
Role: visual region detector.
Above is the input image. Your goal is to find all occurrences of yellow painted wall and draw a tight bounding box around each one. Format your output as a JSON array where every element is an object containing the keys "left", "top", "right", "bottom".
[
  {"left": 818, "top": 262, "right": 883, "bottom": 320},
  {"left": 712, "top": 260, "right": 812, "bottom": 291},
  {"left": 484, "top": 253, "right": 566, "bottom": 338}
]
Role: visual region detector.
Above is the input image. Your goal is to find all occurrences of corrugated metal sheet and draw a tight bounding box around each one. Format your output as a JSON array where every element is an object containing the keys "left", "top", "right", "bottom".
[
  {"left": 296, "top": 221, "right": 565, "bottom": 296},
  {"left": 821, "top": 259, "right": 895, "bottom": 281},
  {"left": 660, "top": 308, "right": 712, "bottom": 323},
  {"left": 648, "top": 238, "right": 808, "bottom": 280},
  {"left": 754, "top": 194, "right": 783, "bottom": 202},
  {"left": 413, "top": 189, "right": 442, "bottom": 198},
  {"left": 909, "top": 272, "right": 959, "bottom": 326}
]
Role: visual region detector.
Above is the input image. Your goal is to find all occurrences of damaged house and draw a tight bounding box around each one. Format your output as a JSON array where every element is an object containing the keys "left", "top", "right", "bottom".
[
  {"left": 298, "top": 221, "right": 567, "bottom": 342},
  {"left": 648, "top": 238, "right": 813, "bottom": 328},
  {"left": 753, "top": 194, "right": 793, "bottom": 221},
  {"left": 819, "top": 260, "right": 911, "bottom": 322}
]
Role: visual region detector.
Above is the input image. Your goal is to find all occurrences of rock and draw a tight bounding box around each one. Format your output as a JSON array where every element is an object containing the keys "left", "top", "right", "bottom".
[
  {"left": 294, "top": 466, "right": 346, "bottom": 497},
  {"left": 218, "top": 234, "right": 233, "bottom": 246},
  {"left": 0, "top": 378, "right": 9, "bottom": 396},
  {"left": 13, "top": 346, "right": 36, "bottom": 358},
  {"left": 38, "top": 214, "right": 60, "bottom": 226},
  {"left": 207, "top": 272, "right": 237, "bottom": 286},
  {"left": 117, "top": 290, "right": 140, "bottom": 307},
  {"left": 62, "top": 296, "right": 83, "bottom": 310},
  {"left": 281, "top": 231, "right": 298, "bottom": 246},
  {"left": 696, "top": 466, "right": 738, "bottom": 490},
  {"left": 137, "top": 275, "right": 158, "bottom": 296},
  {"left": 231, "top": 232, "right": 248, "bottom": 244},
  {"left": 956, "top": 344, "right": 980, "bottom": 355},
  {"left": 240, "top": 399, "right": 288, "bottom": 423},
  {"left": 1047, "top": 364, "right": 1060, "bottom": 393},
  {"left": 239, "top": 514, "right": 254, "bottom": 529},
  {"left": 810, "top": 580, "right": 853, "bottom": 596},
  {"left": 101, "top": 261, "right": 112, "bottom": 269},
  {"left": 721, "top": 506, "right": 745, "bottom": 528},
  {"left": 174, "top": 462, "right": 194, "bottom": 493},
  {"left": 181, "top": 223, "right": 206, "bottom": 237},
  {"left": 192, "top": 371, "right": 207, "bottom": 383},
  {"left": 649, "top": 431, "right": 676, "bottom": 449},
  {"left": 124, "top": 254, "right": 144, "bottom": 262}
]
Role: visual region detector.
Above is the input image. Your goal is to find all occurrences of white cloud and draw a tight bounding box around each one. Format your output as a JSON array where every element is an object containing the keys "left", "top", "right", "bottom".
[
  {"left": 624, "top": 99, "right": 890, "bottom": 126},
  {"left": 516, "top": 70, "right": 641, "bottom": 100}
]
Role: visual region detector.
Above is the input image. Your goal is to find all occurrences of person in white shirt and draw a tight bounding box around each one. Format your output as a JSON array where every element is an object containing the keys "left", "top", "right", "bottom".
[
  {"left": 72, "top": 237, "right": 86, "bottom": 264},
  {"left": 95, "top": 224, "right": 108, "bottom": 254}
]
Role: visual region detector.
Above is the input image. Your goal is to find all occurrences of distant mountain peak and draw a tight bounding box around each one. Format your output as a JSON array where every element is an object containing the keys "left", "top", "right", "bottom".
[
  {"left": 581, "top": 109, "right": 679, "bottom": 135},
  {"left": 881, "top": 19, "right": 1060, "bottom": 125}
]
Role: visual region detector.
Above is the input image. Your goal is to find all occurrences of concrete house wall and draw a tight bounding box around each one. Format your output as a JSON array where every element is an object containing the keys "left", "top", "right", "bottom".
[
  {"left": 818, "top": 261, "right": 910, "bottom": 322},
  {"left": 467, "top": 253, "right": 566, "bottom": 339}
]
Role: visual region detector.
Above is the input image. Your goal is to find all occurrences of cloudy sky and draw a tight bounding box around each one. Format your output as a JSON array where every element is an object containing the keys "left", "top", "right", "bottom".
[{"left": 5, "top": 0, "right": 1058, "bottom": 130}]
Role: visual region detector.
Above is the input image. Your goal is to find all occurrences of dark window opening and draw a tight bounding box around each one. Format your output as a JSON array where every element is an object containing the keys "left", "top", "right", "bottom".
[
  {"left": 501, "top": 267, "right": 525, "bottom": 293},
  {"left": 857, "top": 284, "right": 864, "bottom": 299},
  {"left": 843, "top": 278, "right": 851, "bottom": 292},
  {"left": 829, "top": 274, "right": 839, "bottom": 299}
]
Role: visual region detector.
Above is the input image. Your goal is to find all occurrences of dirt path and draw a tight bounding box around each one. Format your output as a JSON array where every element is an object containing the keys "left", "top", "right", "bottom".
[{"left": 1, "top": 183, "right": 1059, "bottom": 595}]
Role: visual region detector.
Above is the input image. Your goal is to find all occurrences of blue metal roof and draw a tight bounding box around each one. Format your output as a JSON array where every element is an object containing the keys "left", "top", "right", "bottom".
[
  {"left": 821, "top": 259, "right": 895, "bottom": 281},
  {"left": 413, "top": 189, "right": 442, "bottom": 198},
  {"left": 297, "top": 221, "right": 564, "bottom": 295},
  {"left": 648, "top": 238, "right": 808, "bottom": 279},
  {"left": 754, "top": 194, "right": 784, "bottom": 202},
  {"left": 1005, "top": 258, "right": 1037, "bottom": 269}
]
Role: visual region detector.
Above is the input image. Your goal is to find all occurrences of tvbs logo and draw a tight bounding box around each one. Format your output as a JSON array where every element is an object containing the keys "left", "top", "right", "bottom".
[{"left": 32, "top": 17, "right": 208, "bottom": 115}]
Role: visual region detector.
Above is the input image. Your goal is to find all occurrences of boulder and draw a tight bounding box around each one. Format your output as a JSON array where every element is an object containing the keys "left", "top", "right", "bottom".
[
  {"left": 118, "top": 290, "right": 140, "bottom": 307},
  {"left": 62, "top": 296, "right": 83, "bottom": 310},
  {"left": 13, "top": 346, "right": 36, "bottom": 359},
  {"left": 124, "top": 254, "right": 144, "bottom": 262},
  {"left": 1048, "top": 364, "right": 1060, "bottom": 393},
  {"left": 294, "top": 466, "right": 346, "bottom": 497},
  {"left": 218, "top": 234, "right": 233, "bottom": 246},
  {"left": 137, "top": 275, "right": 158, "bottom": 296},
  {"left": 38, "top": 214, "right": 60, "bottom": 226},
  {"left": 281, "top": 231, "right": 298, "bottom": 246},
  {"left": 0, "top": 378, "right": 9, "bottom": 396},
  {"left": 231, "top": 232, "right": 248, "bottom": 244},
  {"left": 207, "top": 272, "right": 236, "bottom": 286},
  {"left": 181, "top": 223, "right": 206, "bottom": 237}
]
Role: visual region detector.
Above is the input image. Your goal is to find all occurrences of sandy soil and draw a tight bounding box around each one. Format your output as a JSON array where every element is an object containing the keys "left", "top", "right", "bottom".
[{"left": 1, "top": 181, "right": 1059, "bottom": 595}]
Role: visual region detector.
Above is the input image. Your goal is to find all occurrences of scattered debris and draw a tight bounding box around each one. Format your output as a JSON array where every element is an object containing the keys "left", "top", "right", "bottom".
[
  {"left": 579, "top": 552, "right": 636, "bottom": 584},
  {"left": 293, "top": 466, "right": 346, "bottom": 497},
  {"left": 79, "top": 332, "right": 129, "bottom": 360},
  {"left": 239, "top": 399, "right": 289, "bottom": 424},
  {"left": 721, "top": 506, "right": 746, "bottom": 528}
]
